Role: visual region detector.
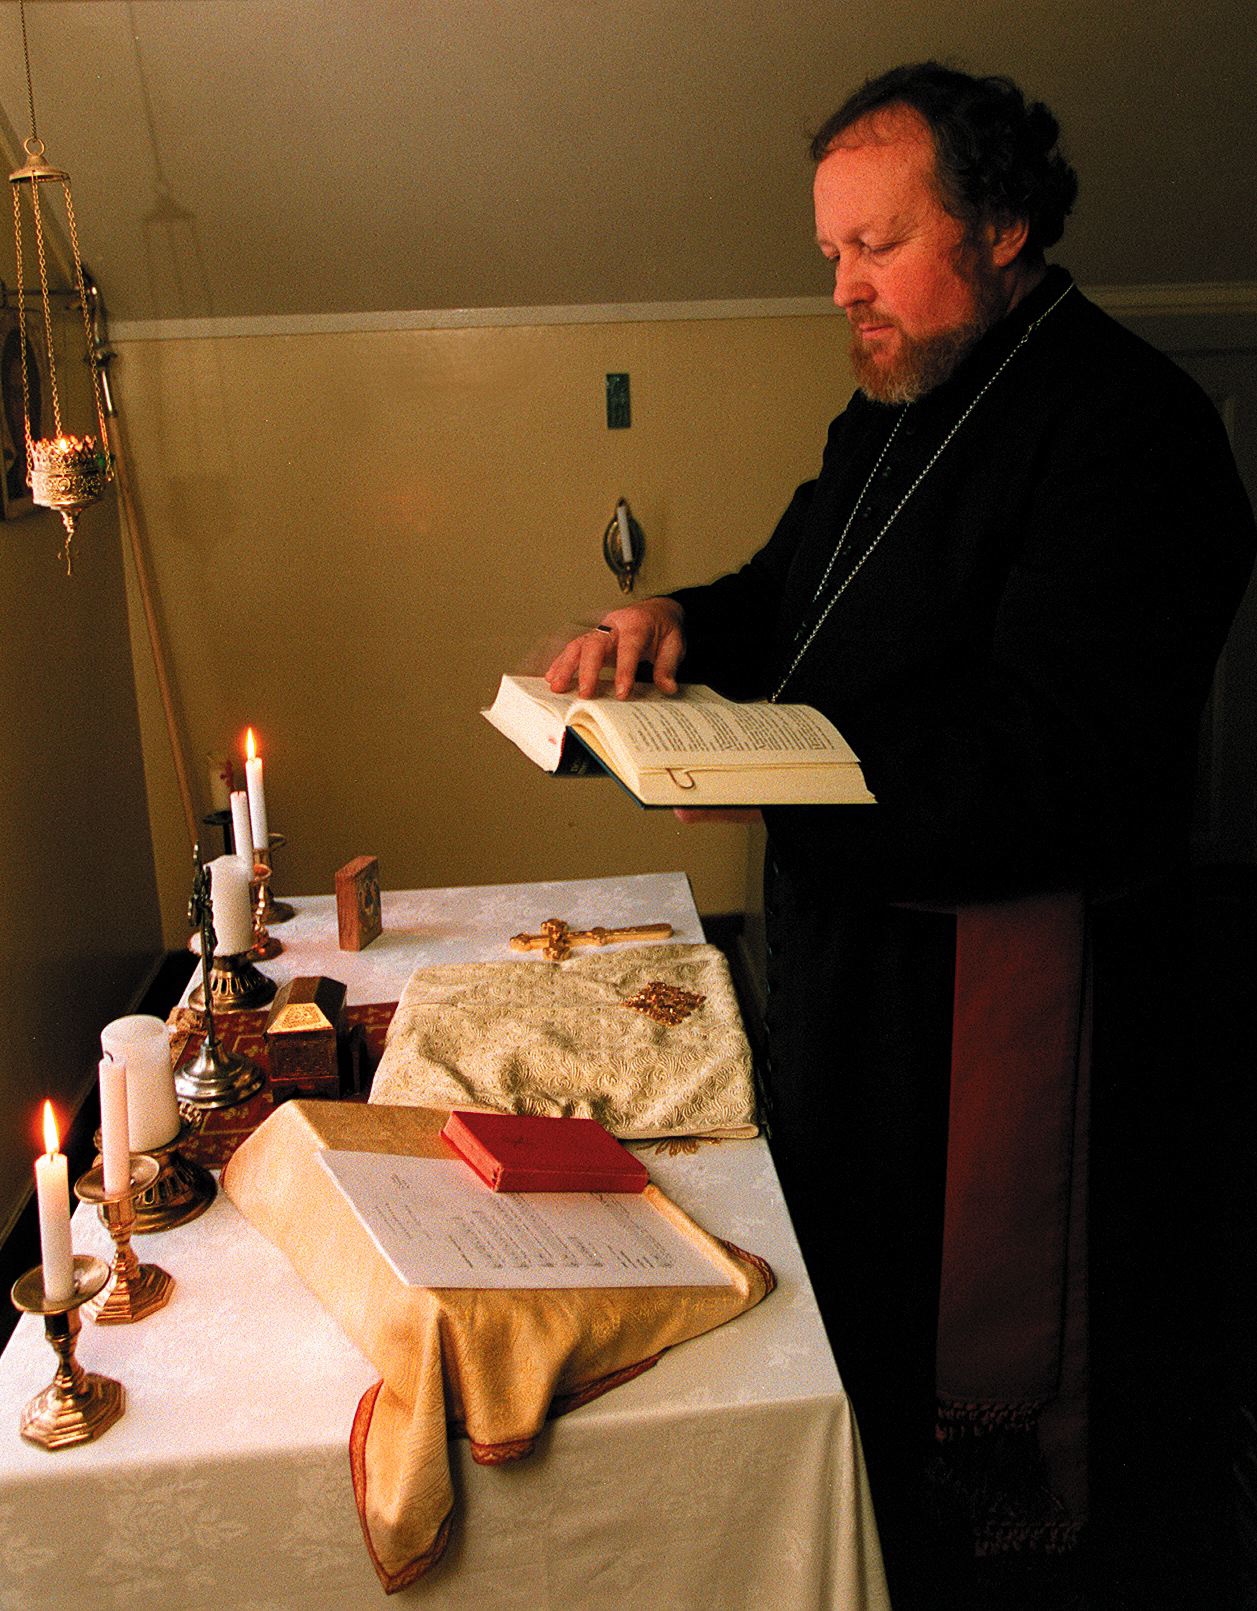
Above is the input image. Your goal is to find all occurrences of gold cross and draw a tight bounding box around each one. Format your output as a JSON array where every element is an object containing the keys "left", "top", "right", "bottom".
[{"left": 509, "top": 916, "right": 674, "bottom": 961}]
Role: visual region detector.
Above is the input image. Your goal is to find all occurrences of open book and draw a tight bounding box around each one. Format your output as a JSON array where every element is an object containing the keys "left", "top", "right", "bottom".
[{"left": 482, "top": 674, "right": 876, "bottom": 807}]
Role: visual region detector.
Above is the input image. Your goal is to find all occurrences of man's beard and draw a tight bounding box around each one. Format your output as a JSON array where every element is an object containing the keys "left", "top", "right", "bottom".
[{"left": 850, "top": 258, "right": 1008, "bottom": 405}]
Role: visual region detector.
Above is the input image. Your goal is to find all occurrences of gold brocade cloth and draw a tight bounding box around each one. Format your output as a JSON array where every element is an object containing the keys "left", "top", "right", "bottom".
[
  {"left": 369, "top": 943, "right": 758, "bottom": 1139},
  {"left": 221, "top": 1100, "right": 775, "bottom": 1594}
]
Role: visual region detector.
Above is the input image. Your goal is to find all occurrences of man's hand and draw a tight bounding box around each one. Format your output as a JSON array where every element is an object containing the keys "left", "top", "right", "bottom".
[{"left": 546, "top": 597, "right": 687, "bottom": 699}]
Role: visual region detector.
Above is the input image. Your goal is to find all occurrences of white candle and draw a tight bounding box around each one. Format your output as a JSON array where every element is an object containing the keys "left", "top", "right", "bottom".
[
  {"left": 35, "top": 1101, "right": 74, "bottom": 1302},
  {"left": 101, "top": 1016, "right": 181, "bottom": 1153},
  {"left": 244, "top": 728, "right": 269, "bottom": 852},
  {"left": 230, "top": 789, "right": 254, "bottom": 869},
  {"left": 98, "top": 1057, "right": 131, "bottom": 1196},
  {"left": 209, "top": 853, "right": 255, "bottom": 956},
  {"left": 207, "top": 751, "right": 233, "bottom": 813},
  {"left": 616, "top": 499, "right": 633, "bottom": 565}
]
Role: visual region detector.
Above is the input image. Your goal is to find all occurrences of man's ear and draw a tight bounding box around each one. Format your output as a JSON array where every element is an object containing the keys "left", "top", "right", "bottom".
[{"left": 990, "top": 214, "right": 1031, "bottom": 267}]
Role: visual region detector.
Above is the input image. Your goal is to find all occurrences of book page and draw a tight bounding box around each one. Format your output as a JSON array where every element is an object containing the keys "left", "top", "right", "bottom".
[
  {"left": 317, "top": 1150, "right": 730, "bottom": 1289},
  {"left": 576, "top": 690, "right": 858, "bottom": 769}
]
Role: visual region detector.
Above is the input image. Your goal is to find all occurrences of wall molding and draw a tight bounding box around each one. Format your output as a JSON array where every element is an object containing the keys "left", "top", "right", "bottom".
[
  {"left": 108, "top": 297, "right": 832, "bottom": 343},
  {"left": 109, "top": 281, "right": 1257, "bottom": 344}
]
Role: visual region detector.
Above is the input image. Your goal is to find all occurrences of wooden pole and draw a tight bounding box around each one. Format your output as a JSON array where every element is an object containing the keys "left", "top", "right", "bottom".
[{"left": 106, "top": 408, "right": 198, "bottom": 848}]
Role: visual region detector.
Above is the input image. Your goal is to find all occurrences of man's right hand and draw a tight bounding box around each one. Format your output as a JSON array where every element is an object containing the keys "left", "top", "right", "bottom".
[{"left": 545, "top": 597, "right": 687, "bottom": 699}]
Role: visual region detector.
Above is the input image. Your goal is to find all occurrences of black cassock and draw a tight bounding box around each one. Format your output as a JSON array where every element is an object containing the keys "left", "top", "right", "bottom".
[{"left": 670, "top": 265, "right": 1257, "bottom": 1604}]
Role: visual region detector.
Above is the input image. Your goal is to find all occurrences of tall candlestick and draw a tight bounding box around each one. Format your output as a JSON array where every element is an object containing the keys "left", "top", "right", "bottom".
[
  {"left": 209, "top": 854, "right": 255, "bottom": 955},
  {"left": 35, "top": 1102, "right": 75, "bottom": 1302},
  {"left": 244, "top": 728, "right": 269, "bottom": 852},
  {"left": 98, "top": 1058, "right": 131, "bottom": 1197},
  {"left": 101, "top": 1016, "right": 181, "bottom": 1153},
  {"left": 229, "top": 789, "right": 254, "bottom": 867}
]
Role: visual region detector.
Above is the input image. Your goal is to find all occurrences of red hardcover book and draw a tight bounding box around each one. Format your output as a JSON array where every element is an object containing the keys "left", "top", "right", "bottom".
[{"left": 439, "top": 1110, "right": 649, "bottom": 1193}]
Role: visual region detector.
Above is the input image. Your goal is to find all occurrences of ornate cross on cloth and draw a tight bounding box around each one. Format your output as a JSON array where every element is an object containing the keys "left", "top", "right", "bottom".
[{"left": 509, "top": 916, "right": 674, "bottom": 961}]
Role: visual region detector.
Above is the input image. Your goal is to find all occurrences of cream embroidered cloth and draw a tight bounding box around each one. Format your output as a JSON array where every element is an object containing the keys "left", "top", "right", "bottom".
[
  {"left": 221, "top": 1099, "right": 775, "bottom": 1593},
  {"left": 369, "top": 942, "right": 758, "bottom": 1139}
]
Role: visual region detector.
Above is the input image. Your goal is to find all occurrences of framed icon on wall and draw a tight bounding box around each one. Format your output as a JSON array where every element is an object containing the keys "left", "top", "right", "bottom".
[{"left": 0, "top": 309, "right": 50, "bottom": 521}]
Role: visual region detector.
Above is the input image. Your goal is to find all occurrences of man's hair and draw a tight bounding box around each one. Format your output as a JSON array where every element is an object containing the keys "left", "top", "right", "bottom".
[{"left": 810, "top": 61, "right": 1078, "bottom": 257}]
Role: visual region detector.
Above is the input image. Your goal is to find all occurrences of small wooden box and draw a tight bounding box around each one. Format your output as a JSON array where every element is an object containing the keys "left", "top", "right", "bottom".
[
  {"left": 336, "top": 855, "right": 382, "bottom": 951},
  {"left": 265, "top": 976, "right": 347, "bottom": 1100}
]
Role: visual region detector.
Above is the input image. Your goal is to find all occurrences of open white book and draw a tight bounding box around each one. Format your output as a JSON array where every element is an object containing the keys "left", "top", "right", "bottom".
[{"left": 482, "top": 674, "right": 876, "bottom": 807}]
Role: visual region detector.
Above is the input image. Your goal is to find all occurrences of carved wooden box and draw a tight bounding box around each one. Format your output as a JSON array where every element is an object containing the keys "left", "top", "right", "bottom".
[{"left": 264, "top": 975, "right": 347, "bottom": 1100}]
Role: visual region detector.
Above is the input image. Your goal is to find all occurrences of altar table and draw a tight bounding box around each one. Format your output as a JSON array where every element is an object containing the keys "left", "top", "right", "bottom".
[{"left": 0, "top": 875, "right": 888, "bottom": 1611}]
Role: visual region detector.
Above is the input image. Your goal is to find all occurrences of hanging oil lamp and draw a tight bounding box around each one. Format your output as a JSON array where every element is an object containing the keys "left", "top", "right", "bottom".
[{"left": 8, "top": 0, "right": 112, "bottom": 573}]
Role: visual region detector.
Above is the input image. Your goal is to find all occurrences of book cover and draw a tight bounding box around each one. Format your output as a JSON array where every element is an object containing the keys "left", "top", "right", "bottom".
[{"left": 440, "top": 1109, "right": 649, "bottom": 1193}]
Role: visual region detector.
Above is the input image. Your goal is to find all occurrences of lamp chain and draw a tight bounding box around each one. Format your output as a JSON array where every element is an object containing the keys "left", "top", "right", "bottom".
[
  {"left": 27, "top": 178, "right": 63, "bottom": 437},
  {"left": 18, "top": 0, "right": 38, "bottom": 144}
]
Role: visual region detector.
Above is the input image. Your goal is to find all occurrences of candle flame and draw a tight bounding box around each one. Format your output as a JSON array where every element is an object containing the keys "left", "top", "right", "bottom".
[
  {"left": 245, "top": 727, "right": 257, "bottom": 762},
  {"left": 42, "top": 1100, "right": 60, "bottom": 1156}
]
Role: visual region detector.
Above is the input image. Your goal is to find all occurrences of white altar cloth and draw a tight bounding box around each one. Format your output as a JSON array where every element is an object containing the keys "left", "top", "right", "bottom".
[
  {"left": 1, "top": 875, "right": 889, "bottom": 1611},
  {"left": 180, "top": 871, "right": 709, "bottom": 1007}
]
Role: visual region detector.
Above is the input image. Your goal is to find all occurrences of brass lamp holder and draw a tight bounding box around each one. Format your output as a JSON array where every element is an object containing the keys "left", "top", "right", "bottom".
[
  {"left": 27, "top": 432, "right": 108, "bottom": 568},
  {"left": 73, "top": 1156, "right": 173, "bottom": 1324},
  {"left": 11, "top": 1255, "right": 124, "bottom": 1448},
  {"left": 602, "top": 496, "right": 644, "bottom": 593},
  {"left": 8, "top": 75, "right": 114, "bottom": 573}
]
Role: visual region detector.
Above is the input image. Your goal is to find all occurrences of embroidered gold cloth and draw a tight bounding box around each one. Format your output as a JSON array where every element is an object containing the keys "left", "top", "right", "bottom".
[
  {"left": 369, "top": 943, "right": 758, "bottom": 1139},
  {"left": 221, "top": 1099, "right": 774, "bottom": 1593}
]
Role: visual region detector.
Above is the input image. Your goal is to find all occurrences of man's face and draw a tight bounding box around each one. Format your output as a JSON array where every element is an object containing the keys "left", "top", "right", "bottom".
[{"left": 813, "top": 106, "right": 1007, "bottom": 403}]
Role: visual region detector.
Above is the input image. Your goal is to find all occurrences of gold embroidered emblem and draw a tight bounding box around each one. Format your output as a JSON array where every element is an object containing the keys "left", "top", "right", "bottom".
[
  {"left": 622, "top": 980, "right": 706, "bottom": 1026},
  {"left": 644, "top": 1136, "right": 727, "bottom": 1156}
]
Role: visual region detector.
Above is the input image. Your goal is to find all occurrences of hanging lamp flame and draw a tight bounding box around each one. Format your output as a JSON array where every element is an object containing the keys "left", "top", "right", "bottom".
[{"left": 9, "top": 2, "right": 113, "bottom": 574}]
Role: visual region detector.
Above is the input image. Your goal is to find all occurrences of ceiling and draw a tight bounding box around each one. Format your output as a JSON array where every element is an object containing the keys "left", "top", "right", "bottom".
[{"left": 0, "top": 0, "right": 1254, "bottom": 327}]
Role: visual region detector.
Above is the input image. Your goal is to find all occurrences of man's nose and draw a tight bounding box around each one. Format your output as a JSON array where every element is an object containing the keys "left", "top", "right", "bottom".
[{"left": 833, "top": 258, "right": 872, "bottom": 309}]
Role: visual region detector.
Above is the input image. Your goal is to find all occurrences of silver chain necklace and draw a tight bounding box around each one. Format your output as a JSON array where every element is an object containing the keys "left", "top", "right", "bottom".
[{"left": 771, "top": 279, "right": 1075, "bottom": 702}]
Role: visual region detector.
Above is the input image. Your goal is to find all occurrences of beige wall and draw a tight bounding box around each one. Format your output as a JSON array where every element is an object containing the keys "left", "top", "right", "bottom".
[
  {"left": 0, "top": 302, "right": 161, "bottom": 1239},
  {"left": 113, "top": 313, "right": 858, "bottom": 947}
]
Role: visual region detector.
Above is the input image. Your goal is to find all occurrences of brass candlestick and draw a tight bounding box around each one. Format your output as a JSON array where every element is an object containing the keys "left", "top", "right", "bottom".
[
  {"left": 94, "top": 1117, "right": 217, "bottom": 1234},
  {"left": 74, "top": 1157, "right": 173, "bottom": 1324},
  {"left": 11, "top": 1255, "right": 124, "bottom": 1448},
  {"left": 249, "top": 859, "right": 282, "bottom": 961},
  {"left": 125, "top": 1118, "right": 216, "bottom": 1234},
  {"left": 255, "top": 833, "right": 295, "bottom": 923},
  {"left": 187, "top": 948, "right": 277, "bottom": 1013},
  {"left": 177, "top": 844, "right": 266, "bottom": 1109}
]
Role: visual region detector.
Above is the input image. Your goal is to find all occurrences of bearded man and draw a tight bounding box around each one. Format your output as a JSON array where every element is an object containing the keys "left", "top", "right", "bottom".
[{"left": 547, "top": 62, "right": 1254, "bottom": 1608}]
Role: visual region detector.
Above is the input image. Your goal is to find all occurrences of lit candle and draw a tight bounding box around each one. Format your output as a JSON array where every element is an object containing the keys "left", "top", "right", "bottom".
[
  {"left": 244, "top": 728, "right": 269, "bottom": 852},
  {"left": 616, "top": 499, "right": 633, "bottom": 565},
  {"left": 243, "top": 731, "right": 270, "bottom": 857},
  {"left": 35, "top": 1102, "right": 75, "bottom": 1302},
  {"left": 230, "top": 789, "right": 254, "bottom": 868},
  {"left": 209, "top": 853, "right": 255, "bottom": 956},
  {"left": 101, "top": 1016, "right": 182, "bottom": 1153},
  {"left": 98, "top": 1057, "right": 131, "bottom": 1196}
]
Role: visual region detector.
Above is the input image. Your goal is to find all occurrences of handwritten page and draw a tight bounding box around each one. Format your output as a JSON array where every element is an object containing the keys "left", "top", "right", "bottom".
[{"left": 316, "top": 1150, "right": 730, "bottom": 1289}]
